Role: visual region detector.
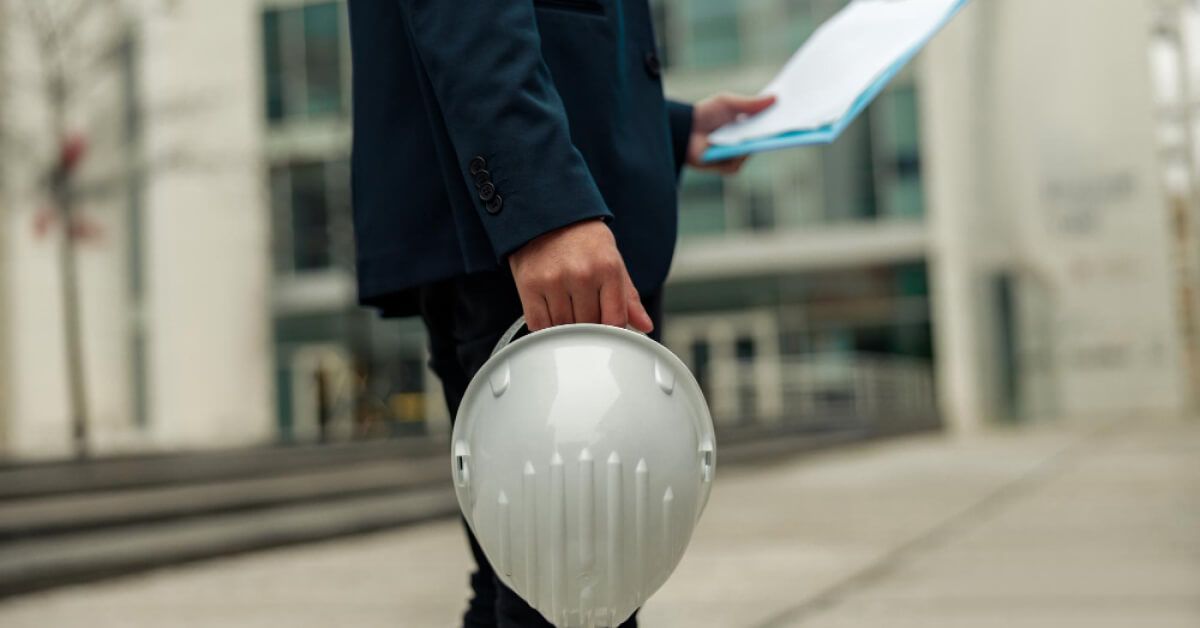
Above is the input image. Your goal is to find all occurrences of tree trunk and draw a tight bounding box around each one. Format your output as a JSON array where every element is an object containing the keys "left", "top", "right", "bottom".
[{"left": 55, "top": 183, "right": 90, "bottom": 459}]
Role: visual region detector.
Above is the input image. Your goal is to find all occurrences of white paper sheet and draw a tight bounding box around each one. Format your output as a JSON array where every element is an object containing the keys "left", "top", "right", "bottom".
[{"left": 708, "top": 0, "right": 966, "bottom": 147}]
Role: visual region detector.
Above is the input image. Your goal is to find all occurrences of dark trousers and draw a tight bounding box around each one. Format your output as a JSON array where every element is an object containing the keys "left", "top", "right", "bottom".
[{"left": 419, "top": 270, "right": 660, "bottom": 628}]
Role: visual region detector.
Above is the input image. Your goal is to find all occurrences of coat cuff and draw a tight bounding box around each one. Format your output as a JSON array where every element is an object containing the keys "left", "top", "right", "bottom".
[
  {"left": 667, "top": 100, "right": 694, "bottom": 179},
  {"left": 460, "top": 153, "right": 613, "bottom": 262}
]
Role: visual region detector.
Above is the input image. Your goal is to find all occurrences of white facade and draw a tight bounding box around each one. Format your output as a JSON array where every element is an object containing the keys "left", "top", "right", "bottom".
[
  {"left": 922, "top": 0, "right": 1189, "bottom": 428},
  {"left": 0, "top": 0, "right": 8, "bottom": 453},
  {"left": 0, "top": 0, "right": 273, "bottom": 458}
]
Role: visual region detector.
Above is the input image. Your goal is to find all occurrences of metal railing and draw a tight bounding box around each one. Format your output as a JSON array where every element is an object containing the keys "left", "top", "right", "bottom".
[{"left": 704, "top": 353, "right": 939, "bottom": 435}]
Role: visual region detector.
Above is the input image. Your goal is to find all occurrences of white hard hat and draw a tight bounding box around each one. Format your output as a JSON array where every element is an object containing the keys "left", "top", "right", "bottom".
[{"left": 451, "top": 317, "right": 716, "bottom": 627}]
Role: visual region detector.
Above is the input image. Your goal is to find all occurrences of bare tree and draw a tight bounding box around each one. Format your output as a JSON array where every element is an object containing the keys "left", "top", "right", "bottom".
[
  {"left": 1, "top": 0, "right": 134, "bottom": 458},
  {"left": 3, "top": 0, "right": 288, "bottom": 457}
]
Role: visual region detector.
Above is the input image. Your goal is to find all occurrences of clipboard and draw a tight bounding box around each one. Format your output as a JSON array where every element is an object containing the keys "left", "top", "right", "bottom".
[{"left": 703, "top": 0, "right": 972, "bottom": 163}]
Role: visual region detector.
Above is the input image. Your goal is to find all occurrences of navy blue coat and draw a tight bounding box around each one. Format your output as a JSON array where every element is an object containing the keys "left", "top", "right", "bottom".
[{"left": 347, "top": 0, "right": 692, "bottom": 315}]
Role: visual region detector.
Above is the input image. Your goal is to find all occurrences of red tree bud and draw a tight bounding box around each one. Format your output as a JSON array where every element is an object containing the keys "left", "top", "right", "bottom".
[{"left": 58, "top": 134, "right": 88, "bottom": 172}]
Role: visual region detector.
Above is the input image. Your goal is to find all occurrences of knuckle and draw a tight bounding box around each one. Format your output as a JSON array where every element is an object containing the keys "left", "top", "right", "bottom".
[
  {"left": 524, "top": 276, "right": 547, "bottom": 292},
  {"left": 541, "top": 268, "right": 564, "bottom": 287},
  {"left": 565, "top": 262, "right": 592, "bottom": 283},
  {"left": 598, "top": 256, "right": 622, "bottom": 275}
]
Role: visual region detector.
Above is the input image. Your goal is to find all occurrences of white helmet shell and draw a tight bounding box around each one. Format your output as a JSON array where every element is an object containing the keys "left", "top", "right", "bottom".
[{"left": 451, "top": 319, "right": 716, "bottom": 627}]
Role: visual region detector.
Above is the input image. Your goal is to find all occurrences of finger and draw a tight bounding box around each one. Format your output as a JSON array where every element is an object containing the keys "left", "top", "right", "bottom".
[
  {"left": 599, "top": 276, "right": 629, "bottom": 328},
  {"left": 546, "top": 291, "right": 575, "bottom": 327},
  {"left": 695, "top": 156, "right": 747, "bottom": 174},
  {"left": 521, "top": 292, "right": 552, "bottom": 331},
  {"left": 624, "top": 275, "right": 654, "bottom": 333},
  {"left": 627, "top": 290, "right": 654, "bottom": 333},
  {"left": 571, "top": 284, "right": 601, "bottom": 325},
  {"left": 702, "top": 155, "right": 747, "bottom": 174},
  {"left": 724, "top": 93, "right": 777, "bottom": 115}
]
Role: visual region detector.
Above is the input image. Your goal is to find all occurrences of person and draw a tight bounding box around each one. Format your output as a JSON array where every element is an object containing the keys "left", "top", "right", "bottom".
[{"left": 346, "top": 2, "right": 773, "bottom": 626}]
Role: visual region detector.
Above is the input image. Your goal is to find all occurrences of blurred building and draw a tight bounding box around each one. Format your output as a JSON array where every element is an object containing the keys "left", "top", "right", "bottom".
[
  {"left": 259, "top": 0, "right": 445, "bottom": 444},
  {"left": 661, "top": 0, "right": 1194, "bottom": 430},
  {"left": 924, "top": 0, "right": 1191, "bottom": 428},
  {"left": 0, "top": 0, "right": 1193, "bottom": 458},
  {"left": 0, "top": 0, "right": 274, "bottom": 457},
  {"left": 655, "top": 0, "right": 936, "bottom": 430}
]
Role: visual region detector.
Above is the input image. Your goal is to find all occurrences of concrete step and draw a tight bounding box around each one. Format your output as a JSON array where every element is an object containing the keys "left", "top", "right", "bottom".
[
  {"left": 0, "top": 458, "right": 449, "bottom": 541},
  {"left": 0, "top": 437, "right": 447, "bottom": 501},
  {"left": 0, "top": 486, "right": 459, "bottom": 598}
]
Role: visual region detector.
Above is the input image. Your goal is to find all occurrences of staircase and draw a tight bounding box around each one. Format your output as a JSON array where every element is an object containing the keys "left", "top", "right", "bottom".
[{"left": 0, "top": 439, "right": 456, "bottom": 598}]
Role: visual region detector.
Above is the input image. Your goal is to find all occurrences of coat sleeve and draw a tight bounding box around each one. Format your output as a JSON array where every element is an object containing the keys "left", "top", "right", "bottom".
[
  {"left": 666, "top": 100, "right": 694, "bottom": 179},
  {"left": 398, "top": 0, "right": 612, "bottom": 261}
]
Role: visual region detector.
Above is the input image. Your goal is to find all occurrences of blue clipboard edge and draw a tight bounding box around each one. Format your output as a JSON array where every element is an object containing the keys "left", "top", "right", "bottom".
[{"left": 701, "top": 0, "right": 972, "bottom": 164}]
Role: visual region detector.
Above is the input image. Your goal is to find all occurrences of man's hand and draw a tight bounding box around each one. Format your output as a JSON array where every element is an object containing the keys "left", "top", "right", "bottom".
[
  {"left": 508, "top": 219, "right": 653, "bottom": 333},
  {"left": 687, "top": 93, "right": 777, "bottom": 174}
]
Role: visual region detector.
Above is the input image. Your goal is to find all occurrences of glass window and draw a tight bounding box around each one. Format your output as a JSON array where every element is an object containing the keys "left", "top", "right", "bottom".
[
  {"left": 271, "top": 160, "right": 352, "bottom": 274},
  {"left": 809, "top": 0, "right": 850, "bottom": 23},
  {"left": 262, "top": 10, "right": 285, "bottom": 121},
  {"left": 744, "top": 189, "right": 775, "bottom": 231},
  {"left": 772, "top": 4, "right": 815, "bottom": 62},
  {"left": 735, "top": 337, "right": 756, "bottom": 363},
  {"left": 885, "top": 85, "right": 921, "bottom": 155},
  {"left": 679, "top": 171, "right": 727, "bottom": 236},
  {"left": 684, "top": 0, "right": 741, "bottom": 69},
  {"left": 290, "top": 162, "right": 333, "bottom": 272},
  {"left": 261, "top": 2, "right": 345, "bottom": 123},
  {"left": 269, "top": 166, "right": 294, "bottom": 274},
  {"left": 872, "top": 84, "right": 925, "bottom": 219},
  {"left": 785, "top": 5, "right": 817, "bottom": 47},
  {"left": 887, "top": 175, "right": 924, "bottom": 219},
  {"left": 820, "top": 113, "right": 878, "bottom": 221},
  {"left": 736, "top": 158, "right": 777, "bottom": 231},
  {"left": 303, "top": 3, "right": 343, "bottom": 115},
  {"left": 896, "top": 262, "right": 928, "bottom": 297}
]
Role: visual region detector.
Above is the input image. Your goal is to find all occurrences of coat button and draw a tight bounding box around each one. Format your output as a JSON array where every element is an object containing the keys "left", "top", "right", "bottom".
[
  {"left": 473, "top": 169, "right": 490, "bottom": 188},
  {"left": 644, "top": 51, "right": 662, "bottom": 79},
  {"left": 468, "top": 156, "right": 487, "bottom": 175},
  {"left": 486, "top": 194, "right": 503, "bottom": 215},
  {"left": 478, "top": 181, "right": 497, "bottom": 202}
]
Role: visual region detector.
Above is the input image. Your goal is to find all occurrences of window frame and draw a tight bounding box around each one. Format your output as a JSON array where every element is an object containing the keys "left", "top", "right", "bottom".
[
  {"left": 270, "top": 158, "right": 353, "bottom": 277},
  {"left": 261, "top": 0, "right": 352, "bottom": 125}
]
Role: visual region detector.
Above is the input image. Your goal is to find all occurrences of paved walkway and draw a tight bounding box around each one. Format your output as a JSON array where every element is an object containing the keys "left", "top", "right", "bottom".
[{"left": 1, "top": 417, "right": 1196, "bottom": 627}]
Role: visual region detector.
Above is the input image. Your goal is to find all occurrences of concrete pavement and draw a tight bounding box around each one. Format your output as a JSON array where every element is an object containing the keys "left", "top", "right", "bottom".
[{"left": 0, "top": 417, "right": 1196, "bottom": 627}]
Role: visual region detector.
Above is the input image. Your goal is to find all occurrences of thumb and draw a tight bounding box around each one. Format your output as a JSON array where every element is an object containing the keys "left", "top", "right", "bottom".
[
  {"left": 724, "top": 93, "right": 777, "bottom": 116},
  {"left": 624, "top": 275, "right": 654, "bottom": 333}
]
